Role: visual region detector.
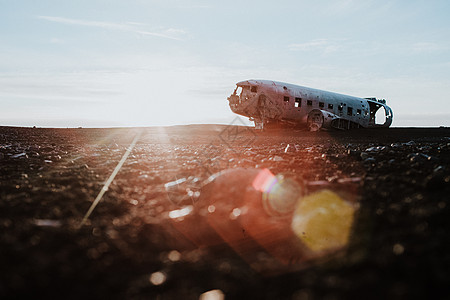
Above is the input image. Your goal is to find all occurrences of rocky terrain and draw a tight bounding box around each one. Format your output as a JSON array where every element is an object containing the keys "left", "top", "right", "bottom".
[{"left": 1, "top": 124, "right": 449, "bottom": 299}]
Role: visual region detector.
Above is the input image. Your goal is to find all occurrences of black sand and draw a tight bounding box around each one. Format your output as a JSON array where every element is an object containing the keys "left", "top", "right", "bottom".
[{"left": 1, "top": 125, "right": 449, "bottom": 299}]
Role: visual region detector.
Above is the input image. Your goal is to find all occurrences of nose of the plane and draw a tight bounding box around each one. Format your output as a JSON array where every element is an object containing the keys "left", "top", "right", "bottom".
[{"left": 228, "top": 93, "right": 239, "bottom": 104}]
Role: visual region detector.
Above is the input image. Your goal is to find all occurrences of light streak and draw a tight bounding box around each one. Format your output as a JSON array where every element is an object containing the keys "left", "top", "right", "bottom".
[{"left": 79, "top": 131, "right": 141, "bottom": 227}]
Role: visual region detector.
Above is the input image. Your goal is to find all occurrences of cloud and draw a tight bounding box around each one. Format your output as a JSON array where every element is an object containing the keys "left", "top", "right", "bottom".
[
  {"left": 187, "top": 86, "right": 230, "bottom": 97},
  {"left": 288, "top": 39, "right": 343, "bottom": 54},
  {"left": 50, "top": 38, "right": 65, "bottom": 44},
  {"left": 37, "top": 16, "right": 186, "bottom": 41},
  {"left": 411, "top": 42, "right": 447, "bottom": 53},
  {"left": 324, "top": 0, "right": 377, "bottom": 16},
  {"left": 0, "top": 71, "right": 123, "bottom": 104}
]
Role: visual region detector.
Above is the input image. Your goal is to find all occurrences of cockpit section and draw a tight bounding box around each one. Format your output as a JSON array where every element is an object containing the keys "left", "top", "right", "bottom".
[
  {"left": 227, "top": 82, "right": 261, "bottom": 119},
  {"left": 229, "top": 84, "right": 258, "bottom": 105}
]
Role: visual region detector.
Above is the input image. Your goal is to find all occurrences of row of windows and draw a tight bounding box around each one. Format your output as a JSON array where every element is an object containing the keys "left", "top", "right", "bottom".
[
  {"left": 284, "top": 96, "right": 306, "bottom": 108},
  {"left": 284, "top": 96, "right": 332, "bottom": 109},
  {"left": 340, "top": 106, "right": 364, "bottom": 116},
  {"left": 283, "top": 96, "right": 365, "bottom": 116}
]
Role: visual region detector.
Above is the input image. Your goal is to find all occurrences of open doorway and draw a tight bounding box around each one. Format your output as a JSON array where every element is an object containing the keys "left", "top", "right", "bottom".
[
  {"left": 375, "top": 106, "right": 386, "bottom": 125},
  {"left": 368, "top": 100, "right": 392, "bottom": 127}
]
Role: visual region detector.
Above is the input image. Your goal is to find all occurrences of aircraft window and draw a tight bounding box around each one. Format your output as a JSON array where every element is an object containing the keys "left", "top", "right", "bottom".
[
  {"left": 251, "top": 86, "right": 257, "bottom": 93},
  {"left": 236, "top": 87, "right": 243, "bottom": 96},
  {"left": 295, "top": 97, "right": 302, "bottom": 107},
  {"left": 284, "top": 96, "right": 290, "bottom": 102},
  {"left": 338, "top": 105, "right": 343, "bottom": 111},
  {"left": 328, "top": 104, "right": 333, "bottom": 109},
  {"left": 347, "top": 107, "right": 353, "bottom": 116},
  {"left": 307, "top": 100, "right": 312, "bottom": 106},
  {"left": 319, "top": 102, "right": 324, "bottom": 108},
  {"left": 357, "top": 109, "right": 362, "bottom": 115}
]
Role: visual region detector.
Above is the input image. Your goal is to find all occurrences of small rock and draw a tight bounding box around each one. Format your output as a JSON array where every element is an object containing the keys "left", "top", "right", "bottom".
[
  {"left": 365, "top": 146, "right": 385, "bottom": 153},
  {"left": 200, "top": 289, "right": 225, "bottom": 300},
  {"left": 364, "top": 157, "right": 376, "bottom": 164},
  {"left": 272, "top": 156, "right": 284, "bottom": 162},
  {"left": 284, "top": 144, "right": 297, "bottom": 153},
  {"left": 433, "top": 166, "right": 445, "bottom": 173},
  {"left": 34, "top": 219, "right": 62, "bottom": 227},
  {"left": 326, "top": 175, "right": 339, "bottom": 183},
  {"left": 408, "top": 153, "right": 429, "bottom": 163},
  {"left": 360, "top": 152, "right": 369, "bottom": 160},
  {"left": 337, "top": 177, "right": 362, "bottom": 184},
  {"left": 12, "top": 153, "right": 27, "bottom": 158},
  {"left": 347, "top": 149, "right": 361, "bottom": 157},
  {"left": 427, "top": 156, "right": 438, "bottom": 163}
]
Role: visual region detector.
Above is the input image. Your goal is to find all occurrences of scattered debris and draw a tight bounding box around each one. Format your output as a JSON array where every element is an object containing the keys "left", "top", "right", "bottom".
[
  {"left": 199, "top": 289, "right": 225, "bottom": 300},
  {"left": 34, "top": 219, "right": 62, "bottom": 227},
  {"left": 272, "top": 155, "right": 284, "bottom": 161}
]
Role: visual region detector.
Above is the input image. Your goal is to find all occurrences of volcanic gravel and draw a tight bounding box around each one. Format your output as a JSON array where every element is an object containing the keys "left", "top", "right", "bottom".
[{"left": 1, "top": 125, "right": 450, "bottom": 299}]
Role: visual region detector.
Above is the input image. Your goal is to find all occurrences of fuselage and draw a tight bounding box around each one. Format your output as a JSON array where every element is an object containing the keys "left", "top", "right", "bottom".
[{"left": 227, "top": 80, "right": 393, "bottom": 130}]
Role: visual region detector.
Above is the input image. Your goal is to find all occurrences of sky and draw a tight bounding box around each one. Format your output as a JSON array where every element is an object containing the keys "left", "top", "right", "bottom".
[{"left": 1, "top": 0, "right": 450, "bottom": 127}]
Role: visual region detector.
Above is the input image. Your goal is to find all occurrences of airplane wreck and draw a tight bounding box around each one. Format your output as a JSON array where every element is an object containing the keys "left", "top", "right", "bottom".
[{"left": 227, "top": 80, "right": 393, "bottom": 131}]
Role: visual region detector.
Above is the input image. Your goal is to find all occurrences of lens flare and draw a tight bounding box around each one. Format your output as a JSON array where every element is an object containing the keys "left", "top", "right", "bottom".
[
  {"left": 291, "top": 189, "right": 355, "bottom": 252},
  {"left": 252, "top": 168, "right": 302, "bottom": 216}
]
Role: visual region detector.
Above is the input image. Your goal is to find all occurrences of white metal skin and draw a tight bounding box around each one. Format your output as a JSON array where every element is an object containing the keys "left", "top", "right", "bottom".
[{"left": 227, "top": 80, "right": 393, "bottom": 131}]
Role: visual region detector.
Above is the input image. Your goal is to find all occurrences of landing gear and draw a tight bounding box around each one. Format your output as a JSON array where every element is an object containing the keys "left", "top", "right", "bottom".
[
  {"left": 254, "top": 119, "right": 264, "bottom": 130},
  {"left": 307, "top": 110, "right": 324, "bottom": 132}
]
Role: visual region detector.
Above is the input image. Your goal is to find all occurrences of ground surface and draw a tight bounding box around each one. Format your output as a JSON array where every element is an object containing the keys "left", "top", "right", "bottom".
[{"left": 1, "top": 125, "right": 450, "bottom": 299}]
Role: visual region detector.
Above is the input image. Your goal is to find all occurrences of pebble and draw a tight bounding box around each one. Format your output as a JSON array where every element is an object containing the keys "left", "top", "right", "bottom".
[
  {"left": 272, "top": 156, "right": 284, "bottom": 162},
  {"left": 365, "top": 146, "right": 385, "bottom": 153},
  {"left": 360, "top": 152, "right": 369, "bottom": 160},
  {"left": 34, "top": 219, "right": 62, "bottom": 227},
  {"left": 337, "top": 177, "right": 362, "bottom": 184},
  {"left": 12, "top": 153, "right": 27, "bottom": 158},
  {"left": 433, "top": 166, "right": 444, "bottom": 173},
  {"left": 199, "top": 289, "right": 225, "bottom": 300},
  {"left": 347, "top": 149, "right": 361, "bottom": 157},
  {"left": 284, "top": 144, "right": 299, "bottom": 153},
  {"left": 364, "top": 157, "right": 376, "bottom": 164},
  {"left": 408, "top": 153, "right": 430, "bottom": 163}
]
